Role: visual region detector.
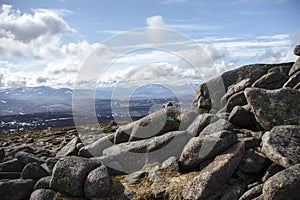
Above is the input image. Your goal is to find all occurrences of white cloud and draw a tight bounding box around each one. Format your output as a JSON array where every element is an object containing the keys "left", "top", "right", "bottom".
[
  {"left": 0, "top": 4, "right": 75, "bottom": 58},
  {"left": 256, "top": 48, "right": 296, "bottom": 63},
  {"left": 146, "top": 15, "right": 166, "bottom": 28}
]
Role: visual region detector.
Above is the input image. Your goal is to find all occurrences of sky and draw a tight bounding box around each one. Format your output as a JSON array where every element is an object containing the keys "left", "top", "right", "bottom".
[{"left": 0, "top": 0, "right": 299, "bottom": 89}]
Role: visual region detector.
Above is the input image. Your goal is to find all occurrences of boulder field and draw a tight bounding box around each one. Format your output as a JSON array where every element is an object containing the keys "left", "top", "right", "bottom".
[{"left": 0, "top": 45, "right": 300, "bottom": 199}]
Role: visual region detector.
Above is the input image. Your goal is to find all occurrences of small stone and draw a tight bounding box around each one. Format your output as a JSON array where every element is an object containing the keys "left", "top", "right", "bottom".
[
  {"left": 125, "top": 170, "right": 148, "bottom": 185},
  {"left": 161, "top": 156, "right": 179, "bottom": 171},
  {"left": 294, "top": 45, "right": 300, "bottom": 56}
]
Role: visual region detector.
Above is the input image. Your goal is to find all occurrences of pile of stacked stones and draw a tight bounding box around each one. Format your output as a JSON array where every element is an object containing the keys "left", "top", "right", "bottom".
[{"left": 0, "top": 46, "right": 299, "bottom": 200}]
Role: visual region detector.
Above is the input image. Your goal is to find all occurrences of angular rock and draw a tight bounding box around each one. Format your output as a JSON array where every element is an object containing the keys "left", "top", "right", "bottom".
[
  {"left": 46, "top": 157, "right": 59, "bottom": 173},
  {"left": 229, "top": 106, "right": 257, "bottom": 130},
  {"left": 252, "top": 71, "right": 288, "bottom": 89},
  {"left": 268, "top": 65, "right": 292, "bottom": 75},
  {"left": 179, "top": 131, "right": 237, "bottom": 171},
  {"left": 0, "top": 159, "right": 25, "bottom": 172},
  {"left": 223, "top": 91, "right": 247, "bottom": 113},
  {"left": 21, "top": 162, "right": 49, "bottom": 179},
  {"left": 0, "top": 179, "right": 35, "bottom": 200},
  {"left": 238, "top": 149, "right": 270, "bottom": 173},
  {"left": 55, "top": 136, "right": 81, "bottom": 158},
  {"left": 161, "top": 156, "right": 179, "bottom": 171},
  {"left": 262, "top": 163, "right": 300, "bottom": 200},
  {"left": 261, "top": 163, "right": 284, "bottom": 182},
  {"left": 84, "top": 165, "right": 111, "bottom": 198},
  {"left": 182, "top": 142, "right": 245, "bottom": 200},
  {"left": 34, "top": 176, "right": 51, "bottom": 190},
  {"left": 30, "top": 189, "right": 56, "bottom": 200},
  {"left": 125, "top": 170, "right": 148, "bottom": 185},
  {"left": 50, "top": 156, "right": 101, "bottom": 197},
  {"left": 79, "top": 134, "right": 114, "bottom": 157},
  {"left": 15, "top": 151, "right": 44, "bottom": 165},
  {"left": 283, "top": 70, "right": 300, "bottom": 88},
  {"left": 245, "top": 88, "right": 300, "bottom": 130},
  {"left": 239, "top": 184, "right": 263, "bottom": 200},
  {"left": 186, "top": 113, "right": 219, "bottom": 136},
  {"left": 199, "top": 118, "right": 237, "bottom": 137},
  {"left": 262, "top": 125, "right": 300, "bottom": 168},
  {"left": 289, "top": 57, "right": 300, "bottom": 76},
  {"left": 221, "top": 78, "right": 252, "bottom": 104}
]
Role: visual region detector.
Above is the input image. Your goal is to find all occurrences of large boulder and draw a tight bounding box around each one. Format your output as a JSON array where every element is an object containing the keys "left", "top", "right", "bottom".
[
  {"left": 84, "top": 165, "right": 111, "bottom": 198},
  {"left": 15, "top": 151, "right": 44, "bottom": 165},
  {"left": 252, "top": 71, "right": 288, "bottom": 89},
  {"left": 114, "top": 107, "right": 195, "bottom": 144},
  {"left": 21, "top": 162, "right": 49, "bottom": 179},
  {"left": 245, "top": 88, "right": 300, "bottom": 130},
  {"left": 101, "top": 131, "right": 191, "bottom": 173},
  {"left": 199, "top": 118, "right": 237, "bottom": 137},
  {"left": 262, "top": 125, "right": 300, "bottom": 168},
  {"left": 186, "top": 113, "right": 219, "bottom": 136},
  {"left": 179, "top": 131, "right": 238, "bottom": 171},
  {"left": 238, "top": 149, "right": 270, "bottom": 173},
  {"left": 182, "top": 142, "right": 245, "bottom": 199},
  {"left": 50, "top": 156, "right": 101, "bottom": 197},
  {"left": 262, "top": 163, "right": 300, "bottom": 200},
  {"left": 78, "top": 134, "right": 114, "bottom": 158},
  {"left": 0, "top": 179, "right": 36, "bottom": 200}
]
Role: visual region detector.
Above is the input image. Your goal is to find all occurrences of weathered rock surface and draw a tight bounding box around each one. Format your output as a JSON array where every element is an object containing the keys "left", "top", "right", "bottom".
[
  {"left": 239, "top": 184, "right": 263, "bottom": 200},
  {"left": 182, "top": 142, "right": 245, "bottom": 199},
  {"left": 262, "top": 125, "right": 300, "bottom": 168},
  {"left": 245, "top": 88, "right": 300, "bottom": 130},
  {"left": 0, "top": 159, "right": 25, "bottom": 172},
  {"left": 199, "top": 118, "right": 237, "bottom": 137},
  {"left": 55, "top": 136, "right": 81, "bottom": 158},
  {"left": 15, "top": 151, "right": 44, "bottom": 164},
  {"left": 30, "top": 189, "right": 57, "bottom": 200},
  {"left": 50, "top": 156, "right": 101, "bottom": 197},
  {"left": 179, "top": 131, "right": 237, "bottom": 171},
  {"left": 289, "top": 57, "right": 300, "bottom": 76},
  {"left": 262, "top": 163, "right": 300, "bottom": 200},
  {"left": 84, "top": 165, "right": 111, "bottom": 198},
  {"left": 252, "top": 71, "right": 288, "bottom": 89},
  {"left": 238, "top": 149, "right": 270, "bottom": 173},
  {"left": 0, "top": 179, "right": 36, "bottom": 200},
  {"left": 21, "top": 162, "right": 49, "bottom": 179}
]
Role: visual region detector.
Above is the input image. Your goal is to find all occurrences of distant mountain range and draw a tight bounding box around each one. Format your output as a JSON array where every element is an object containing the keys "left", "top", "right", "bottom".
[{"left": 0, "top": 85, "right": 197, "bottom": 132}]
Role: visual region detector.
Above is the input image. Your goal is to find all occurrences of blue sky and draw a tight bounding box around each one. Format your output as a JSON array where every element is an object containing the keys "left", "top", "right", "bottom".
[{"left": 0, "top": 0, "right": 299, "bottom": 89}]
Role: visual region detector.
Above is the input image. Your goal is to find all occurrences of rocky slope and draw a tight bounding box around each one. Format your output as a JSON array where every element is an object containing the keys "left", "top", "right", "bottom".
[{"left": 0, "top": 46, "right": 300, "bottom": 200}]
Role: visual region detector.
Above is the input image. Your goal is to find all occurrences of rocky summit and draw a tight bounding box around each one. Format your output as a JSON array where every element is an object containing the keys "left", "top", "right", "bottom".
[{"left": 0, "top": 46, "right": 300, "bottom": 200}]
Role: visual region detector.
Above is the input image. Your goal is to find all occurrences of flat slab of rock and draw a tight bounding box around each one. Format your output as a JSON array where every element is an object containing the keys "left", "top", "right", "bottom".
[
  {"left": 262, "top": 125, "right": 300, "bottom": 168},
  {"left": 0, "top": 179, "right": 35, "bottom": 200},
  {"left": 262, "top": 163, "right": 300, "bottom": 200},
  {"left": 245, "top": 88, "right": 300, "bottom": 130},
  {"left": 55, "top": 136, "right": 81, "bottom": 158},
  {"left": 182, "top": 142, "right": 245, "bottom": 199},
  {"left": 50, "top": 156, "right": 101, "bottom": 197}
]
